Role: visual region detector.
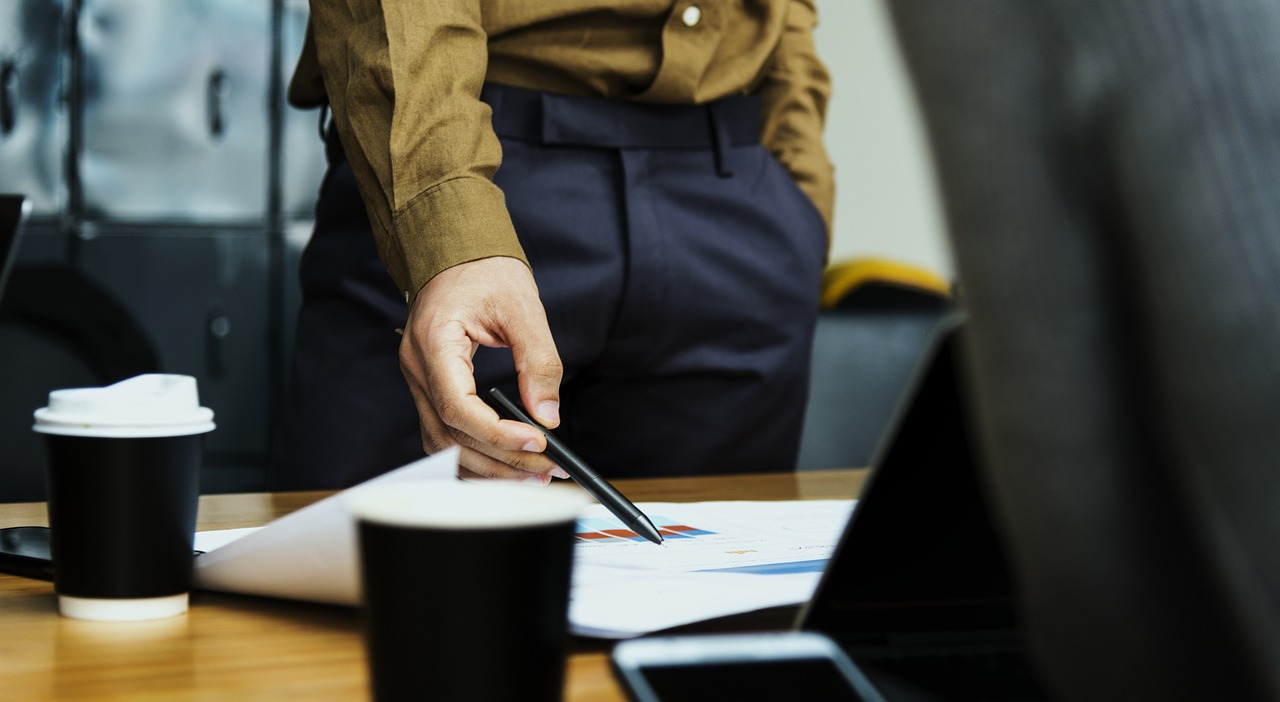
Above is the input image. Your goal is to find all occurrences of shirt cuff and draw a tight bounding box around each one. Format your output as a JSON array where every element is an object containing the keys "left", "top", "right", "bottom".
[{"left": 387, "top": 176, "right": 529, "bottom": 304}]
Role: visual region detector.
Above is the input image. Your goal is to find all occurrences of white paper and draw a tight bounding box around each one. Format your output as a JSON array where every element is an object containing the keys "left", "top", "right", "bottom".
[
  {"left": 568, "top": 500, "right": 854, "bottom": 637},
  {"left": 192, "top": 452, "right": 855, "bottom": 639},
  {"left": 192, "top": 448, "right": 458, "bottom": 603}
]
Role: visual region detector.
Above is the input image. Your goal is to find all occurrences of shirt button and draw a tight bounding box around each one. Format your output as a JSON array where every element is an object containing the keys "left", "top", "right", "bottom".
[{"left": 681, "top": 5, "right": 701, "bottom": 27}]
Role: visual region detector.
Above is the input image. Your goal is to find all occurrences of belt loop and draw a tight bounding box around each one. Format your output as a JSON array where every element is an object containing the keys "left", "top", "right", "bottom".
[{"left": 708, "top": 101, "right": 734, "bottom": 178}]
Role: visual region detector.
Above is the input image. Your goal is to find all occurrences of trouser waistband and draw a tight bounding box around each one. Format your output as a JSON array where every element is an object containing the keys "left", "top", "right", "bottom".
[
  {"left": 482, "top": 83, "right": 759, "bottom": 176},
  {"left": 324, "top": 84, "right": 762, "bottom": 173}
]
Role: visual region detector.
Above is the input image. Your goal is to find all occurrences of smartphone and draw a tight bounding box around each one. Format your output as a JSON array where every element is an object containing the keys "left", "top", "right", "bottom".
[
  {"left": 610, "top": 631, "right": 885, "bottom": 702},
  {"left": 0, "top": 526, "right": 210, "bottom": 583},
  {"left": 0, "top": 526, "right": 54, "bottom": 581}
]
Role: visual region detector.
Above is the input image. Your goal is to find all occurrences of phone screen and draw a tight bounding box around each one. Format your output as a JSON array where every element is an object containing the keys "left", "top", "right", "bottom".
[{"left": 637, "top": 658, "right": 872, "bottom": 702}]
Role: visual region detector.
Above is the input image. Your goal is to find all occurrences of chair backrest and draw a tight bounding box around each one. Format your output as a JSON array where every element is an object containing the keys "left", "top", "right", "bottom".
[
  {"left": 0, "top": 265, "right": 160, "bottom": 502},
  {"left": 796, "top": 258, "right": 951, "bottom": 470}
]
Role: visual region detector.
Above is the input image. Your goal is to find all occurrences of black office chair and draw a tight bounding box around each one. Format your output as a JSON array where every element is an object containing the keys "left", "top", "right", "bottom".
[
  {"left": 796, "top": 258, "right": 952, "bottom": 470},
  {"left": 0, "top": 265, "right": 160, "bottom": 502}
]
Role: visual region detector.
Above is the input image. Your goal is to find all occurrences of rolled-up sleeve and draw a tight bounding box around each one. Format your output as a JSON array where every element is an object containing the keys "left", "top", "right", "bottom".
[{"left": 307, "top": 0, "right": 527, "bottom": 303}]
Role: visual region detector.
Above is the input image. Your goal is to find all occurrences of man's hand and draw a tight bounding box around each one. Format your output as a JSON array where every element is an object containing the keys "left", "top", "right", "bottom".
[{"left": 399, "top": 257, "right": 569, "bottom": 483}]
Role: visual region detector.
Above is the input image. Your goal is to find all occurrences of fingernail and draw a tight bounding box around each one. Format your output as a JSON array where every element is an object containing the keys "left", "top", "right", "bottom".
[
  {"left": 522, "top": 475, "right": 549, "bottom": 486},
  {"left": 536, "top": 400, "right": 560, "bottom": 425},
  {"left": 550, "top": 467, "right": 570, "bottom": 480},
  {"left": 522, "top": 439, "right": 541, "bottom": 452}
]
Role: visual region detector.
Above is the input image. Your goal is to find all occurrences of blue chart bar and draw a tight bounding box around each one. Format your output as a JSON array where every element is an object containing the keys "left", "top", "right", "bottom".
[{"left": 697, "top": 559, "right": 830, "bottom": 575}]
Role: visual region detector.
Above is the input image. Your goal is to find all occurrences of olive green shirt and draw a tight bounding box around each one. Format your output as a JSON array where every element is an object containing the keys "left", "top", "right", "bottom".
[{"left": 290, "top": 1, "right": 834, "bottom": 304}]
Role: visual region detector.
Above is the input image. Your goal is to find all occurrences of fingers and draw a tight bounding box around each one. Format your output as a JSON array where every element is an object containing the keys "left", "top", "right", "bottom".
[
  {"left": 405, "top": 339, "right": 558, "bottom": 481},
  {"left": 400, "top": 257, "right": 568, "bottom": 481}
]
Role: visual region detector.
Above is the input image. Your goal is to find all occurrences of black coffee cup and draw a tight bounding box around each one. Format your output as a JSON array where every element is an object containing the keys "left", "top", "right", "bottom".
[
  {"left": 33, "top": 374, "right": 214, "bottom": 621},
  {"left": 348, "top": 480, "right": 587, "bottom": 702}
]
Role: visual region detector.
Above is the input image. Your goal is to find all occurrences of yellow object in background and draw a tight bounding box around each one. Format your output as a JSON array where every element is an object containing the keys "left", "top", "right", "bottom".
[{"left": 820, "top": 258, "right": 951, "bottom": 311}]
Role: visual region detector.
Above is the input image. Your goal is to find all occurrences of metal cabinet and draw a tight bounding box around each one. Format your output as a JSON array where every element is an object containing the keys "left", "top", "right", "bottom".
[
  {"left": 280, "top": 0, "right": 326, "bottom": 218},
  {"left": 78, "top": 226, "right": 274, "bottom": 491},
  {"left": 78, "top": 0, "right": 274, "bottom": 222},
  {"left": 0, "top": 1, "right": 326, "bottom": 495},
  {"left": 0, "top": 0, "right": 69, "bottom": 216}
]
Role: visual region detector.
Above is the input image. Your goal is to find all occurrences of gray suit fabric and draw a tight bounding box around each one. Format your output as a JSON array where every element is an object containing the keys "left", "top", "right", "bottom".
[{"left": 888, "top": 2, "right": 1280, "bottom": 700}]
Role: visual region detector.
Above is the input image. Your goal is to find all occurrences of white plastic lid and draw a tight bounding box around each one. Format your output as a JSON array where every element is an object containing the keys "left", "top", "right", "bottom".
[
  {"left": 58, "top": 593, "right": 189, "bottom": 621},
  {"left": 33, "top": 374, "right": 216, "bottom": 438},
  {"left": 348, "top": 480, "right": 589, "bottom": 530}
]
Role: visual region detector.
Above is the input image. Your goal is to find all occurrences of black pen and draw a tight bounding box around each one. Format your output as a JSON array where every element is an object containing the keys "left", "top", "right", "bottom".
[{"left": 488, "top": 388, "right": 664, "bottom": 545}]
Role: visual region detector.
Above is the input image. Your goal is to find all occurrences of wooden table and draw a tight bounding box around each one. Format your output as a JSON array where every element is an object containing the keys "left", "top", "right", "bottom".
[{"left": 0, "top": 469, "right": 865, "bottom": 701}]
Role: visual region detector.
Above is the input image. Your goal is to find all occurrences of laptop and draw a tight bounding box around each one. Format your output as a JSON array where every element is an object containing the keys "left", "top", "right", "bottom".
[
  {"left": 795, "top": 313, "right": 1052, "bottom": 701},
  {"left": 0, "top": 194, "right": 29, "bottom": 302}
]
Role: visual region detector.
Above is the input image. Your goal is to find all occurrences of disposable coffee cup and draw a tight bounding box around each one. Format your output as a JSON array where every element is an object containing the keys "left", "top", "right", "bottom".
[
  {"left": 33, "top": 374, "right": 215, "bottom": 621},
  {"left": 349, "top": 480, "right": 588, "bottom": 702}
]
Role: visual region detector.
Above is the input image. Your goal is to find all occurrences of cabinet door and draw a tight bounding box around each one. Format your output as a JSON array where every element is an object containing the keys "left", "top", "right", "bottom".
[
  {"left": 78, "top": 228, "right": 273, "bottom": 491},
  {"left": 0, "top": 0, "right": 68, "bottom": 216},
  {"left": 281, "top": 219, "right": 312, "bottom": 369},
  {"left": 280, "top": 0, "right": 326, "bottom": 220},
  {"left": 78, "top": 0, "right": 271, "bottom": 222}
]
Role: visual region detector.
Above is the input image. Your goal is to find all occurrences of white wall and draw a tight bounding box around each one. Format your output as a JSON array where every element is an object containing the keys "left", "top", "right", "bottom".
[{"left": 813, "top": 0, "right": 954, "bottom": 279}]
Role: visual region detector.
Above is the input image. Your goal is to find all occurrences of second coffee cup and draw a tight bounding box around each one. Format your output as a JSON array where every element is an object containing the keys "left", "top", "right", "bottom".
[
  {"left": 349, "top": 479, "right": 588, "bottom": 702},
  {"left": 33, "top": 374, "right": 215, "bottom": 621}
]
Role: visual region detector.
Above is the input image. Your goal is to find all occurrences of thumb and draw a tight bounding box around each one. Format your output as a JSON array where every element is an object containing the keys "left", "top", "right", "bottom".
[{"left": 511, "top": 327, "right": 563, "bottom": 429}]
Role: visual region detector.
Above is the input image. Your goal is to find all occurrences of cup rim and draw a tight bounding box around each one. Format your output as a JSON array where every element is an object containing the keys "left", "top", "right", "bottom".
[
  {"left": 32, "top": 412, "right": 216, "bottom": 438},
  {"left": 347, "top": 479, "right": 590, "bottom": 530}
]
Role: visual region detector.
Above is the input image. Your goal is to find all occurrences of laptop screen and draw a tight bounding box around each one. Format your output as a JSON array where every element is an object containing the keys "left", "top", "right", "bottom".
[
  {"left": 798, "top": 315, "right": 1020, "bottom": 644},
  {"left": 0, "top": 195, "right": 29, "bottom": 303}
]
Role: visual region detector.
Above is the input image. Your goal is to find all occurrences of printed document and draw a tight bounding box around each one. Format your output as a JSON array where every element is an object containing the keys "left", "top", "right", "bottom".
[
  {"left": 192, "top": 450, "right": 855, "bottom": 638},
  {"left": 568, "top": 499, "right": 853, "bottom": 636}
]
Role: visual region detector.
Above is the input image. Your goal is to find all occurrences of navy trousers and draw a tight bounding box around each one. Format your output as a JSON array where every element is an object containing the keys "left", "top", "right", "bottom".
[{"left": 270, "top": 84, "right": 827, "bottom": 489}]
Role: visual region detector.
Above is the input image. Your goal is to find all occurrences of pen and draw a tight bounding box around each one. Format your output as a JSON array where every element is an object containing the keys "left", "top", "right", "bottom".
[{"left": 487, "top": 387, "right": 664, "bottom": 545}]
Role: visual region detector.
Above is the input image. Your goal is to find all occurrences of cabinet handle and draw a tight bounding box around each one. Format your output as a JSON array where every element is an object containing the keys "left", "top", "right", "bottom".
[
  {"left": 0, "top": 60, "right": 16, "bottom": 136},
  {"left": 206, "top": 300, "right": 230, "bottom": 380},
  {"left": 207, "top": 69, "right": 227, "bottom": 138}
]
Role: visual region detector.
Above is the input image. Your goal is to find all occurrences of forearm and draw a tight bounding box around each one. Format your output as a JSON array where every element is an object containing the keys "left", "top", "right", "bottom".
[{"left": 307, "top": 0, "right": 526, "bottom": 302}]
